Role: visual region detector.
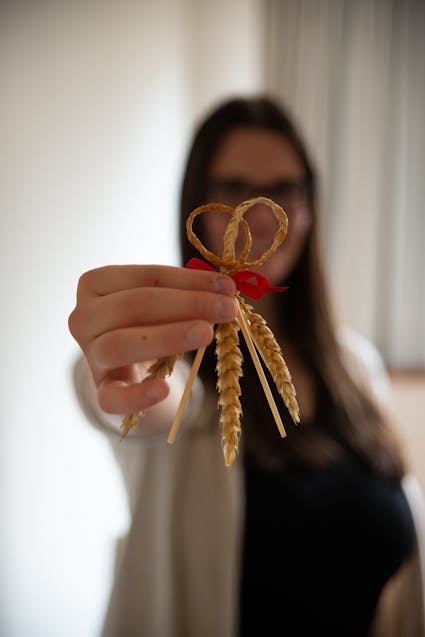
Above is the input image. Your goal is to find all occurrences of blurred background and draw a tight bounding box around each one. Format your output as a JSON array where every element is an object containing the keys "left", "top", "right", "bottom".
[{"left": 1, "top": 1, "right": 424, "bottom": 635}]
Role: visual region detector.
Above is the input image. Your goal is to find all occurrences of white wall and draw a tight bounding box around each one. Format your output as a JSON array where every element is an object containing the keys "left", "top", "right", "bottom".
[{"left": 0, "top": 2, "right": 264, "bottom": 636}]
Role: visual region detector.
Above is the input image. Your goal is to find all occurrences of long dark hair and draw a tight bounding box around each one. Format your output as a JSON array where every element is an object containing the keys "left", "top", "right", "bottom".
[{"left": 180, "top": 96, "right": 404, "bottom": 480}]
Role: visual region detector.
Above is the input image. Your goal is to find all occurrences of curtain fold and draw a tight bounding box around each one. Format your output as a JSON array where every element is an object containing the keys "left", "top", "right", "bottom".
[{"left": 264, "top": 0, "right": 425, "bottom": 367}]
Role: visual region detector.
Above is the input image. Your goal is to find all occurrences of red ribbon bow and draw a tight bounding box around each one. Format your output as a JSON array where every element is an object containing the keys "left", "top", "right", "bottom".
[{"left": 186, "top": 257, "right": 288, "bottom": 300}]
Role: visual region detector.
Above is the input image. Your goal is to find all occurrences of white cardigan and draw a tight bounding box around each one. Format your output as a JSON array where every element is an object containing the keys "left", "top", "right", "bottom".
[{"left": 74, "top": 329, "right": 425, "bottom": 637}]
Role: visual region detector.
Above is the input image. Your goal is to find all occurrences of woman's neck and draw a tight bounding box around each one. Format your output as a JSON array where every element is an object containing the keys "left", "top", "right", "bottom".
[{"left": 247, "top": 294, "right": 281, "bottom": 336}]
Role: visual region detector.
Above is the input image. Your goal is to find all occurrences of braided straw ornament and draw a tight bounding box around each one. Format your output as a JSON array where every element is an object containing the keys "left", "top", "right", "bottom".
[{"left": 121, "top": 197, "right": 300, "bottom": 466}]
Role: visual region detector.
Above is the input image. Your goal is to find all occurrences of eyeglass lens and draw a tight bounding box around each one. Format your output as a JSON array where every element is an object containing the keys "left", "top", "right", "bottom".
[{"left": 206, "top": 178, "right": 309, "bottom": 210}]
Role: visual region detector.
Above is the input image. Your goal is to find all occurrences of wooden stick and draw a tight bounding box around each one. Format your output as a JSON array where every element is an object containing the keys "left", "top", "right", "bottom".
[
  {"left": 236, "top": 303, "right": 287, "bottom": 438},
  {"left": 167, "top": 345, "right": 207, "bottom": 444}
]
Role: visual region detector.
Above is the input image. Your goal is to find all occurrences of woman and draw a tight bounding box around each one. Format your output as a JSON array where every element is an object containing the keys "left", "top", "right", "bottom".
[{"left": 69, "top": 97, "right": 423, "bottom": 636}]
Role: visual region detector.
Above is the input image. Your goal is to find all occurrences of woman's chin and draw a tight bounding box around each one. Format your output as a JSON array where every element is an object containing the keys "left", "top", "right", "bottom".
[{"left": 253, "top": 253, "right": 292, "bottom": 285}]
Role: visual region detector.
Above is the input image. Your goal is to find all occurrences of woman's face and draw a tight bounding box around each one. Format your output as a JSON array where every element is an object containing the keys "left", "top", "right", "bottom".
[{"left": 203, "top": 127, "right": 312, "bottom": 284}]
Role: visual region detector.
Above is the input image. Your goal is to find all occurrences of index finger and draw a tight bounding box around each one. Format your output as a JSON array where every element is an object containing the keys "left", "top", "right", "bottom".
[{"left": 77, "top": 264, "right": 236, "bottom": 300}]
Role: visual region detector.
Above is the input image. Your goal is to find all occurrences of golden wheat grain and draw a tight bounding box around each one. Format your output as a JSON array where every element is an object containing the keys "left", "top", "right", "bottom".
[
  {"left": 120, "top": 354, "right": 183, "bottom": 438},
  {"left": 147, "top": 354, "right": 182, "bottom": 379},
  {"left": 120, "top": 412, "right": 142, "bottom": 439},
  {"left": 240, "top": 299, "right": 300, "bottom": 424},
  {"left": 215, "top": 320, "right": 243, "bottom": 467}
]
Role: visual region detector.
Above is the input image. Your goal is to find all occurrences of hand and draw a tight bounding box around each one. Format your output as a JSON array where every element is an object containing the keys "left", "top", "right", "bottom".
[{"left": 68, "top": 264, "right": 237, "bottom": 415}]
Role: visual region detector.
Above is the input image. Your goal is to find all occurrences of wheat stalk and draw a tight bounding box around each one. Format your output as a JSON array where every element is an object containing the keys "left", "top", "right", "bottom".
[
  {"left": 147, "top": 354, "right": 182, "bottom": 379},
  {"left": 120, "top": 354, "right": 182, "bottom": 438},
  {"left": 240, "top": 298, "right": 300, "bottom": 424},
  {"left": 215, "top": 320, "right": 243, "bottom": 467},
  {"left": 120, "top": 412, "right": 142, "bottom": 439}
]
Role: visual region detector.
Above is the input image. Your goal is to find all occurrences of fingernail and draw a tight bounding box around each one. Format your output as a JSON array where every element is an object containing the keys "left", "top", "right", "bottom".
[
  {"left": 215, "top": 275, "right": 236, "bottom": 294},
  {"left": 217, "top": 296, "right": 237, "bottom": 322}
]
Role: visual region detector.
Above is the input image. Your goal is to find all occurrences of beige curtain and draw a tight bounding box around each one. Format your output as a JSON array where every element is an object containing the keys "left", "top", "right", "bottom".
[{"left": 263, "top": 0, "right": 425, "bottom": 367}]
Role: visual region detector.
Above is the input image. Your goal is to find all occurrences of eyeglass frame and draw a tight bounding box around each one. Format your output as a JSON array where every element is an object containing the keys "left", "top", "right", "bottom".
[{"left": 205, "top": 177, "right": 311, "bottom": 213}]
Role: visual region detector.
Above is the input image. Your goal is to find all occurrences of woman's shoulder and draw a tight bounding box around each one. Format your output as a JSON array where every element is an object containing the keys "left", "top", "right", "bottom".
[{"left": 336, "top": 325, "right": 391, "bottom": 404}]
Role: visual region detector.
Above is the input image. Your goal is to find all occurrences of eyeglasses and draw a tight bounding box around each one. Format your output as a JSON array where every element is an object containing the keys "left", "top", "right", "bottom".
[{"left": 206, "top": 178, "right": 309, "bottom": 211}]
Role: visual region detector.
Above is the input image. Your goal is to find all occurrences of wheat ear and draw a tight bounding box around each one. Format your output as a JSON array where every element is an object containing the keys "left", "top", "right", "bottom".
[
  {"left": 120, "top": 354, "right": 182, "bottom": 439},
  {"left": 120, "top": 412, "right": 141, "bottom": 439},
  {"left": 147, "top": 354, "right": 182, "bottom": 379},
  {"left": 240, "top": 298, "right": 300, "bottom": 424},
  {"left": 215, "top": 320, "right": 243, "bottom": 467}
]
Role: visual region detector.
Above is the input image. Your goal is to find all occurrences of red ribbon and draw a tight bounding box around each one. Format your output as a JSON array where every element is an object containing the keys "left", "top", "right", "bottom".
[{"left": 186, "top": 257, "right": 288, "bottom": 300}]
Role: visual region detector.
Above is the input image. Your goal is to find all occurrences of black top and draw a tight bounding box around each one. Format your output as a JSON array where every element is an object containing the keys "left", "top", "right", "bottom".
[{"left": 239, "top": 440, "right": 414, "bottom": 635}]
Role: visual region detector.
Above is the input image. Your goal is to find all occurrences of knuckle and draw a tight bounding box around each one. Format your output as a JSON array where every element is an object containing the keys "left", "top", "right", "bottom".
[
  {"left": 68, "top": 307, "right": 84, "bottom": 340},
  {"left": 77, "top": 269, "right": 94, "bottom": 294},
  {"left": 67, "top": 303, "right": 92, "bottom": 342},
  {"left": 67, "top": 308, "right": 78, "bottom": 337},
  {"left": 77, "top": 266, "right": 109, "bottom": 296},
  {"left": 146, "top": 270, "right": 162, "bottom": 288}
]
